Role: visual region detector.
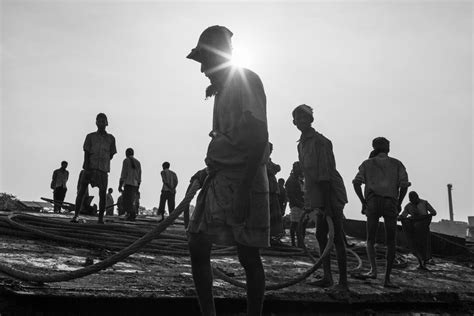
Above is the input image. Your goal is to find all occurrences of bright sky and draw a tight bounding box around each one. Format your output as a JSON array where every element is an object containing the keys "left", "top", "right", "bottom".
[{"left": 1, "top": 1, "right": 472, "bottom": 222}]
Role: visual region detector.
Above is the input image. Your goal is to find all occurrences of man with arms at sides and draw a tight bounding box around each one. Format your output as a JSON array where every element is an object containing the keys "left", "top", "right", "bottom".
[
  {"left": 353, "top": 137, "right": 410, "bottom": 288},
  {"left": 157, "top": 161, "right": 178, "bottom": 221},
  {"left": 186, "top": 25, "right": 270, "bottom": 316},
  {"left": 51, "top": 160, "right": 69, "bottom": 213},
  {"left": 292, "top": 104, "right": 348, "bottom": 292},
  {"left": 71, "top": 113, "right": 116, "bottom": 224},
  {"left": 119, "top": 148, "right": 142, "bottom": 221}
]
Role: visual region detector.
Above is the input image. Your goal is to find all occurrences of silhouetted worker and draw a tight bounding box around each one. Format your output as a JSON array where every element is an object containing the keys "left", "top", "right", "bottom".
[
  {"left": 267, "top": 143, "right": 284, "bottom": 242},
  {"left": 293, "top": 104, "right": 348, "bottom": 292},
  {"left": 71, "top": 113, "right": 117, "bottom": 224},
  {"left": 399, "top": 191, "right": 437, "bottom": 269},
  {"left": 117, "top": 192, "right": 124, "bottom": 216},
  {"left": 106, "top": 188, "right": 114, "bottom": 216},
  {"left": 186, "top": 25, "right": 270, "bottom": 316},
  {"left": 353, "top": 137, "right": 410, "bottom": 288},
  {"left": 157, "top": 161, "right": 178, "bottom": 221},
  {"left": 119, "top": 148, "right": 141, "bottom": 221},
  {"left": 285, "top": 161, "right": 305, "bottom": 248},
  {"left": 277, "top": 178, "right": 287, "bottom": 216},
  {"left": 51, "top": 161, "right": 69, "bottom": 213}
]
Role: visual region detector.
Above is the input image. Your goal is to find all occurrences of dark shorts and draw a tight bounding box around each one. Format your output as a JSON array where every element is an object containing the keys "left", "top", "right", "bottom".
[
  {"left": 79, "top": 169, "right": 108, "bottom": 191},
  {"left": 366, "top": 196, "right": 398, "bottom": 220}
]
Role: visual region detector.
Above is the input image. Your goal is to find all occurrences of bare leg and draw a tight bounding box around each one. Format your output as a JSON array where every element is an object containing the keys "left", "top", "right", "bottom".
[
  {"left": 384, "top": 216, "right": 398, "bottom": 288},
  {"left": 237, "top": 243, "right": 265, "bottom": 316},
  {"left": 72, "top": 183, "right": 88, "bottom": 221},
  {"left": 188, "top": 233, "right": 215, "bottom": 316},
  {"left": 365, "top": 214, "right": 379, "bottom": 279},
  {"left": 97, "top": 188, "right": 106, "bottom": 223},
  {"left": 311, "top": 214, "right": 334, "bottom": 287}
]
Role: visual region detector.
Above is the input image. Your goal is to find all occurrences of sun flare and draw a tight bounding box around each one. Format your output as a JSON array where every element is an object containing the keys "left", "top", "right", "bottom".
[{"left": 231, "top": 46, "right": 253, "bottom": 68}]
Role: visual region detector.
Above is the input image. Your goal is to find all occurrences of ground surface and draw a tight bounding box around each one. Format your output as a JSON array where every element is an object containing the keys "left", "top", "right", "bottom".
[{"left": 0, "top": 211, "right": 473, "bottom": 315}]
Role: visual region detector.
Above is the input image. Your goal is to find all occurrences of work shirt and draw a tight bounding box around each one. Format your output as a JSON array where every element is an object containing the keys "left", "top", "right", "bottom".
[
  {"left": 106, "top": 193, "right": 114, "bottom": 210},
  {"left": 297, "top": 128, "right": 347, "bottom": 209},
  {"left": 161, "top": 169, "right": 178, "bottom": 193},
  {"left": 51, "top": 168, "right": 69, "bottom": 189},
  {"left": 120, "top": 157, "right": 141, "bottom": 187},
  {"left": 285, "top": 172, "right": 305, "bottom": 209},
  {"left": 205, "top": 67, "right": 269, "bottom": 192},
  {"left": 83, "top": 131, "right": 117, "bottom": 173},
  {"left": 353, "top": 152, "right": 410, "bottom": 200},
  {"left": 400, "top": 199, "right": 437, "bottom": 218}
]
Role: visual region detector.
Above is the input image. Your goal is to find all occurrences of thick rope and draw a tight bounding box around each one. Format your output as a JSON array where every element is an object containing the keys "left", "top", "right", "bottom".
[{"left": 0, "top": 180, "right": 201, "bottom": 283}]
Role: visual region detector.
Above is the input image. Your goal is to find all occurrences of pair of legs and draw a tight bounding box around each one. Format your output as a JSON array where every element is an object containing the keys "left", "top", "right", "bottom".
[
  {"left": 72, "top": 170, "right": 107, "bottom": 224},
  {"left": 158, "top": 191, "right": 175, "bottom": 219},
  {"left": 188, "top": 233, "right": 265, "bottom": 316},
  {"left": 123, "top": 185, "right": 139, "bottom": 220},
  {"left": 53, "top": 187, "right": 67, "bottom": 213},
  {"left": 289, "top": 221, "right": 306, "bottom": 247},
  {"left": 365, "top": 196, "right": 397, "bottom": 287},
  {"left": 313, "top": 212, "right": 347, "bottom": 289}
]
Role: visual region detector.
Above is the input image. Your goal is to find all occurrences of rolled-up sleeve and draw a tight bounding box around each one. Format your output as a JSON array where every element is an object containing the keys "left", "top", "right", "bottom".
[
  {"left": 353, "top": 163, "right": 366, "bottom": 185},
  {"left": 398, "top": 163, "right": 411, "bottom": 188}
]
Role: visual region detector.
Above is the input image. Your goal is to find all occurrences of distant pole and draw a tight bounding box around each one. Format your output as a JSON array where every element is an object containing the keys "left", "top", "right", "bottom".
[{"left": 447, "top": 184, "right": 454, "bottom": 221}]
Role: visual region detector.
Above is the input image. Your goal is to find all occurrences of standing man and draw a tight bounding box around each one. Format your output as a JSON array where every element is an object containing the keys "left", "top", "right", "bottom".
[
  {"left": 51, "top": 161, "right": 69, "bottom": 213},
  {"left": 285, "top": 161, "right": 306, "bottom": 248},
  {"left": 353, "top": 137, "right": 410, "bottom": 288},
  {"left": 277, "top": 178, "right": 287, "bottom": 216},
  {"left": 71, "top": 113, "right": 117, "bottom": 224},
  {"left": 106, "top": 188, "right": 114, "bottom": 216},
  {"left": 157, "top": 161, "right": 178, "bottom": 221},
  {"left": 399, "top": 191, "right": 437, "bottom": 269},
  {"left": 267, "top": 143, "right": 284, "bottom": 242},
  {"left": 292, "top": 104, "right": 348, "bottom": 291},
  {"left": 186, "top": 25, "right": 270, "bottom": 316},
  {"left": 119, "top": 148, "right": 142, "bottom": 221}
]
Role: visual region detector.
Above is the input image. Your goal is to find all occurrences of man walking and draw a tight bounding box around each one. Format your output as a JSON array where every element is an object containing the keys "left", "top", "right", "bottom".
[
  {"left": 285, "top": 161, "right": 305, "bottom": 248},
  {"left": 51, "top": 161, "right": 69, "bottom": 213},
  {"left": 292, "top": 104, "right": 348, "bottom": 292},
  {"left": 119, "top": 148, "right": 141, "bottom": 221},
  {"left": 186, "top": 25, "right": 270, "bottom": 316},
  {"left": 353, "top": 137, "right": 410, "bottom": 288},
  {"left": 71, "top": 113, "right": 116, "bottom": 224},
  {"left": 157, "top": 161, "right": 178, "bottom": 221}
]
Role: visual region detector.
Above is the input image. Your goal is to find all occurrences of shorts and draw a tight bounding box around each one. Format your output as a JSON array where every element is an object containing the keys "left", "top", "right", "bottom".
[
  {"left": 366, "top": 195, "right": 398, "bottom": 220},
  {"left": 80, "top": 169, "right": 108, "bottom": 191},
  {"left": 187, "top": 167, "right": 270, "bottom": 248}
]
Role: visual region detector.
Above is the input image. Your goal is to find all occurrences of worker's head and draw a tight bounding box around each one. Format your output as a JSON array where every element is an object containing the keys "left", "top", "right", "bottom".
[
  {"left": 278, "top": 178, "right": 285, "bottom": 186},
  {"left": 108, "top": 188, "right": 113, "bottom": 194},
  {"left": 372, "top": 137, "right": 390, "bottom": 154},
  {"left": 162, "top": 161, "right": 170, "bottom": 170},
  {"left": 125, "top": 148, "right": 134, "bottom": 157},
  {"left": 292, "top": 104, "right": 314, "bottom": 132},
  {"left": 409, "top": 191, "right": 419, "bottom": 204},
  {"left": 187, "top": 25, "right": 233, "bottom": 81},
  {"left": 96, "top": 113, "right": 108, "bottom": 131},
  {"left": 292, "top": 161, "right": 302, "bottom": 175},
  {"left": 60, "top": 161, "right": 68, "bottom": 169}
]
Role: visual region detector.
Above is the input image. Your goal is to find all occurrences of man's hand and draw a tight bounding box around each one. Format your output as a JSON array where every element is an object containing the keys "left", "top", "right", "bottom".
[{"left": 361, "top": 202, "right": 368, "bottom": 215}]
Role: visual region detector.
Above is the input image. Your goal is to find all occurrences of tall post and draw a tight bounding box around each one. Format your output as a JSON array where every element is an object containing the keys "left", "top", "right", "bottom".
[{"left": 447, "top": 184, "right": 454, "bottom": 221}]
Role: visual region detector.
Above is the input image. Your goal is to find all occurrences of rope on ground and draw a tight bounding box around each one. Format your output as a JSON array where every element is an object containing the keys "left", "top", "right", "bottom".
[{"left": 0, "top": 180, "right": 201, "bottom": 283}]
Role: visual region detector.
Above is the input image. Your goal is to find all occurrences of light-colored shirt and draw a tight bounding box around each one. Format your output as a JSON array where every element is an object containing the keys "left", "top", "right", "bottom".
[
  {"left": 353, "top": 152, "right": 410, "bottom": 200},
  {"left": 106, "top": 193, "right": 114, "bottom": 211},
  {"left": 297, "top": 128, "right": 347, "bottom": 209},
  {"left": 51, "top": 168, "right": 69, "bottom": 189},
  {"left": 120, "top": 157, "right": 141, "bottom": 187},
  {"left": 205, "top": 67, "right": 269, "bottom": 193},
  {"left": 161, "top": 169, "right": 178, "bottom": 193},
  {"left": 400, "top": 199, "right": 437, "bottom": 218},
  {"left": 83, "top": 131, "right": 117, "bottom": 173}
]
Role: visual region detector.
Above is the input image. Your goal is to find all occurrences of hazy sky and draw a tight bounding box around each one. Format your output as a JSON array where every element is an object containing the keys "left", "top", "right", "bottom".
[{"left": 1, "top": 1, "right": 472, "bottom": 222}]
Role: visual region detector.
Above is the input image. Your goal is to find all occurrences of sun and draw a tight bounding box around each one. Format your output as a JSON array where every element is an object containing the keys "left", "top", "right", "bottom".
[{"left": 231, "top": 45, "right": 253, "bottom": 68}]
